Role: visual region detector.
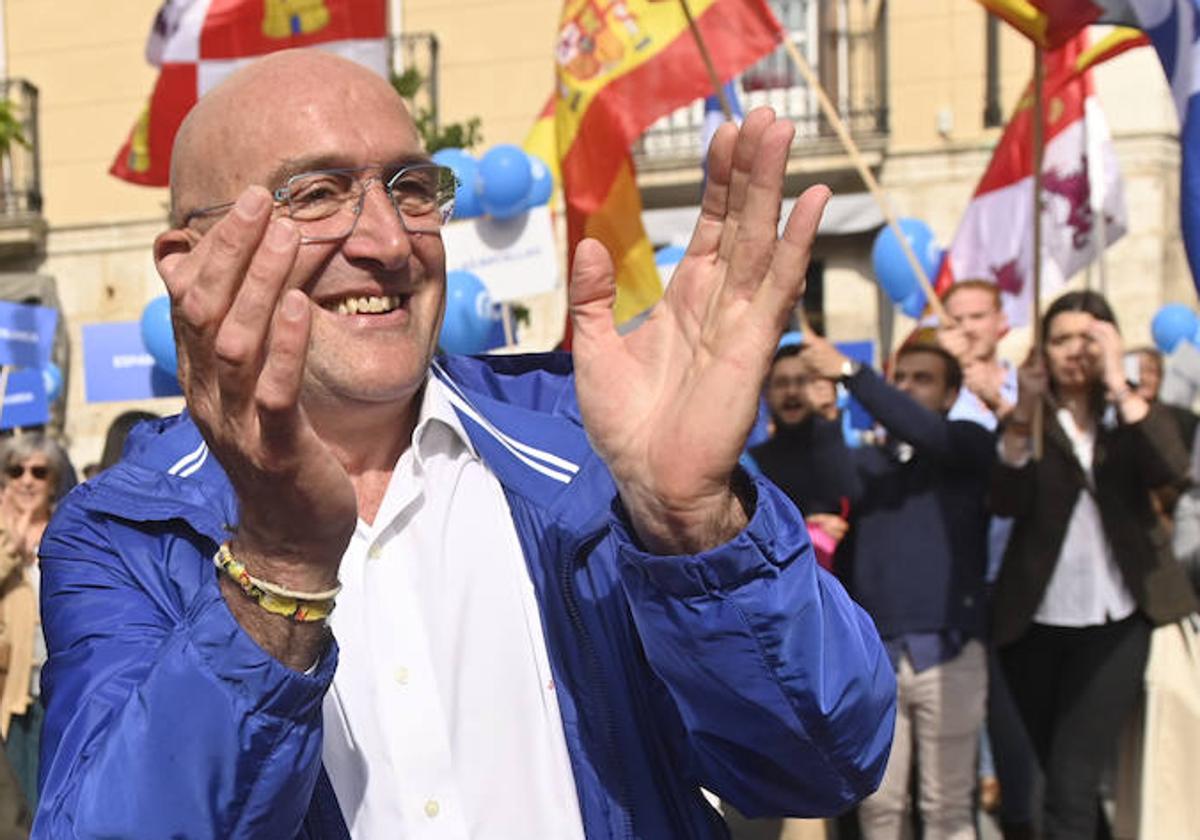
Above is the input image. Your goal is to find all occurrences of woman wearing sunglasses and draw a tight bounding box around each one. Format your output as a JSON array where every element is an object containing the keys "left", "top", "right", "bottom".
[{"left": 0, "top": 434, "right": 70, "bottom": 813}]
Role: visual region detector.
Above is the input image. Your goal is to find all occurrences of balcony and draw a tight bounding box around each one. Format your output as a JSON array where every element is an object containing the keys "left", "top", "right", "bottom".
[
  {"left": 0, "top": 78, "right": 44, "bottom": 257},
  {"left": 634, "top": 0, "right": 888, "bottom": 175}
]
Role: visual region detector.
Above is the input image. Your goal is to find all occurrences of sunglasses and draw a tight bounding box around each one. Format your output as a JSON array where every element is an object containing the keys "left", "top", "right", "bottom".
[{"left": 5, "top": 464, "right": 49, "bottom": 481}]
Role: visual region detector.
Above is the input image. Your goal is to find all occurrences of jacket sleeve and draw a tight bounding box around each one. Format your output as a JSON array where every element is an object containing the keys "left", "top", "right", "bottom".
[
  {"left": 34, "top": 499, "right": 336, "bottom": 839},
  {"left": 1118, "top": 401, "right": 1190, "bottom": 490},
  {"left": 845, "top": 366, "right": 994, "bottom": 471},
  {"left": 614, "top": 475, "right": 896, "bottom": 818}
]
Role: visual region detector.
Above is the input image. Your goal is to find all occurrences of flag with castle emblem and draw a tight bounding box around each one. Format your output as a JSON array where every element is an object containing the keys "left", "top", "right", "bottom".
[
  {"left": 937, "top": 31, "right": 1139, "bottom": 325},
  {"left": 112, "top": 0, "right": 388, "bottom": 186},
  {"left": 526, "top": 0, "right": 782, "bottom": 328}
]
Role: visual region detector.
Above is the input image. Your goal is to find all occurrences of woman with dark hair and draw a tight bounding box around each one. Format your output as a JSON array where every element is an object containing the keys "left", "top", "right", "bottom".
[
  {"left": 991, "top": 291, "right": 1198, "bottom": 839},
  {"left": 0, "top": 433, "right": 70, "bottom": 811}
]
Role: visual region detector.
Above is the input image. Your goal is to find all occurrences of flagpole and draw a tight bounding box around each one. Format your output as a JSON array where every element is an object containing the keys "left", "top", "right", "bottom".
[
  {"left": 1032, "top": 44, "right": 1046, "bottom": 460},
  {"left": 678, "top": 0, "right": 734, "bottom": 120},
  {"left": 778, "top": 37, "right": 949, "bottom": 322}
]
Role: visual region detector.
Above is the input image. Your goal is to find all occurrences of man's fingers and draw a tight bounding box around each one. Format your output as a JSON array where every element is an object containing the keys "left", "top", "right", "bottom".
[
  {"left": 256, "top": 289, "right": 311, "bottom": 457},
  {"left": 753, "top": 184, "right": 831, "bottom": 318},
  {"left": 171, "top": 187, "right": 273, "bottom": 334},
  {"left": 687, "top": 122, "right": 738, "bottom": 258},
  {"left": 213, "top": 218, "right": 300, "bottom": 412},
  {"left": 724, "top": 119, "right": 796, "bottom": 299},
  {"left": 568, "top": 238, "right": 620, "bottom": 352},
  {"left": 717, "top": 108, "right": 775, "bottom": 262}
]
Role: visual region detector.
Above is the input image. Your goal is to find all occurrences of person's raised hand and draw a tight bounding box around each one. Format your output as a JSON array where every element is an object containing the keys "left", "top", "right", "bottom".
[
  {"left": 937, "top": 320, "right": 971, "bottom": 363},
  {"left": 569, "top": 108, "right": 830, "bottom": 554},
  {"left": 798, "top": 333, "right": 849, "bottom": 380},
  {"left": 154, "top": 187, "right": 357, "bottom": 599},
  {"left": 1013, "top": 347, "right": 1047, "bottom": 420}
]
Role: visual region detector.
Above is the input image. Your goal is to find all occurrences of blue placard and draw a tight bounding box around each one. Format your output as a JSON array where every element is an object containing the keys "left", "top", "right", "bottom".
[
  {"left": 82, "top": 322, "right": 182, "bottom": 403},
  {"left": 0, "top": 368, "right": 49, "bottom": 429},
  {"left": 835, "top": 340, "right": 876, "bottom": 430},
  {"left": 0, "top": 300, "right": 57, "bottom": 369}
]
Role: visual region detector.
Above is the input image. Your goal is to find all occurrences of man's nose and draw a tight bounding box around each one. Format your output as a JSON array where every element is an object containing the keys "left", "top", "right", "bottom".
[{"left": 340, "top": 180, "right": 415, "bottom": 269}]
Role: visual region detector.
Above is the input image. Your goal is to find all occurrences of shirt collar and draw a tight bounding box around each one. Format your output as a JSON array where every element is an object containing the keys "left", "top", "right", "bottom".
[{"left": 412, "top": 372, "right": 478, "bottom": 467}]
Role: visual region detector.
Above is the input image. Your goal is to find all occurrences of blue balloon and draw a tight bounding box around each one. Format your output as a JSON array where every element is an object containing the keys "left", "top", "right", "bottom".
[
  {"left": 433, "top": 149, "right": 483, "bottom": 220},
  {"left": 441, "top": 271, "right": 495, "bottom": 354},
  {"left": 41, "top": 362, "right": 62, "bottom": 402},
  {"left": 140, "top": 295, "right": 177, "bottom": 377},
  {"left": 478, "top": 145, "right": 533, "bottom": 220},
  {"left": 526, "top": 155, "right": 554, "bottom": 207},
  {"left": 1152, "top": 304, "right": 1200, "bottom": 353},
  {"left": 778, "top": 329, "right": 803, "bottom": 348},
  {"left": 900, "top": 287, "right": 927, "bottom": 319},
  {"left": 871, "top": 219, "right": 941, "bottom": 303},
  {"left": 654, "top": 245, "right": 687, "bottom": 266}
]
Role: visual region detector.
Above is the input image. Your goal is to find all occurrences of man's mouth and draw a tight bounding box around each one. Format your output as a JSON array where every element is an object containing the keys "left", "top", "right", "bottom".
[{"left": 324, "top": 294, "right": 408, "bottom": 316}]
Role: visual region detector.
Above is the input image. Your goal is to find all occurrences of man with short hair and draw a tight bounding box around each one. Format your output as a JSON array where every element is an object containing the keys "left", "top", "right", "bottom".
[
  {"left": 33, "top": 50, "right": 894, "bottom": 838},
  {"left": 748, "top": 344, "right": 852, "bottom": 561},
  {"left": 799, "top": 332, "right": 993, "bottom": 840},
  {"left": 938, "top": 280, "right": 1017, "bottom": 429}
]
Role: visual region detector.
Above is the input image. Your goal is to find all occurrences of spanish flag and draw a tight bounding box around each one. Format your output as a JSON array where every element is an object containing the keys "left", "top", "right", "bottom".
[{"left": 527, "top": 0, "right": 782, "bottom": 328}]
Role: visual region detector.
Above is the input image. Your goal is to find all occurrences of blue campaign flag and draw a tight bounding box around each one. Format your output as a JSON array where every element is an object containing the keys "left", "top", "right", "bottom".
[
  {"left": 1135, "top": 0, "right": 1200, "bottom": 294},
  {"left": 0, "top": 368, "right": 49, "bottom": 430},
  {"left": 82, "top": 321, "right": 182, "bottom": 403},
  {"left": 0, "top": 300, "right": 57, "bottom": 369}
]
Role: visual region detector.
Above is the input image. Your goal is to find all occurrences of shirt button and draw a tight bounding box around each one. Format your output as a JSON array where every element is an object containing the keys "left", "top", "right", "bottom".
[
  {"left": 394, "top": 666, "right": 409, "bottom": 685},
  {"left": 367, "top": 544, "right": 382, "bottom": 560},
  {"left": 424, "top": 799, "right": 440, "bottom": 818}
]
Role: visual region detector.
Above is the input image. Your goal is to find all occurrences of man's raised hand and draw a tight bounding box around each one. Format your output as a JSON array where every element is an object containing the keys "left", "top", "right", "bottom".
[{"left": 569, "top": 107, "right": 830, "bottom": 554}]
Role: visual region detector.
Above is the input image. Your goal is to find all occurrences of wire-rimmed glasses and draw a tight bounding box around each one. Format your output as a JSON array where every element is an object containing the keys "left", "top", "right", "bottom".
[{"left": 180, "top": 162, "right": 458, "bottom": 243}]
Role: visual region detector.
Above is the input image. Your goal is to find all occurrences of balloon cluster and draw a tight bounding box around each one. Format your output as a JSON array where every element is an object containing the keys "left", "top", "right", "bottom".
[
  {"left": 871, "top": 218, "right": 943, "bottom": 319},
  {"left": 141, "top": 295, "right": 178, "bottom": 377},
  {"left": 440, "top": 269, "right": 514, "bottom": 354},
  {"left": 432, "top": 145, "right": 554, "bottom": 221},
  {"left": 1151, "top": 304, "right": 1200, "bottom": 353}
]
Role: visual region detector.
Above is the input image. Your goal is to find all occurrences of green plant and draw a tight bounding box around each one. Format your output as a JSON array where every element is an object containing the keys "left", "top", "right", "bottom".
[
  {"left": 0, "top": 99, "right": 29, "bottom": 159},
  {"left": 390, "top": 70, "right": 483, "bottom": 154}
]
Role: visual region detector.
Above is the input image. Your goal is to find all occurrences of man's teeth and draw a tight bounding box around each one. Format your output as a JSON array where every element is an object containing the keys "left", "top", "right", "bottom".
[{"left": 334, "top": 295, "right": 403, "bottom": 315}]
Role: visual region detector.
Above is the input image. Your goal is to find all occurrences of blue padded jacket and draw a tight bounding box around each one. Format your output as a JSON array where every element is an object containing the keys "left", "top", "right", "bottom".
[{"left": 34, "top": 352, "right": 895, "bottom": 839}]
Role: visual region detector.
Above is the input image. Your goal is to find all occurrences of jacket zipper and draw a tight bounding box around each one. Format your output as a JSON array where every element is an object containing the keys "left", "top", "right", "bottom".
[{"left": 560, "top": 534, "right": 634, "bottom": 840}]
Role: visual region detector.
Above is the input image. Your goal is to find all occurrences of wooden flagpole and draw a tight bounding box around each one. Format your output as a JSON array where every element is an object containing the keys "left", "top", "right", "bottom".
[
  {"left": 778, "top": 37, "right": 948, "bottom": 322},
  {"left": 1032, "top": 45, "right": 1046, "bottom": 459},
  {"left": 678, "top": 0, "right": 734, "bottom": 120}
]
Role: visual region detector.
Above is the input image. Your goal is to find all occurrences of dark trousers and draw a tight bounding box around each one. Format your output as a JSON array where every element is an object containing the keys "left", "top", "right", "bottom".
[{"left": 999, "top": 615, "right": 1150, "bottom": 840}]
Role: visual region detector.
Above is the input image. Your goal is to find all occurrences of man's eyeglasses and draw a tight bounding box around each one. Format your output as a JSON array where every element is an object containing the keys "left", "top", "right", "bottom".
[
  {"left": 180, "top": 163, "right": 459, "bottom": 243},
  {"left": 5, "top": 464, "right": 49, "bottom": 481}
]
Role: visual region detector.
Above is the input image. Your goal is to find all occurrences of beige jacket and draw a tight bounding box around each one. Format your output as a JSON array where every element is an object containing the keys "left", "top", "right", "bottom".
[{"left": 0, "top": 530, "right": 35, "bottom": 740}]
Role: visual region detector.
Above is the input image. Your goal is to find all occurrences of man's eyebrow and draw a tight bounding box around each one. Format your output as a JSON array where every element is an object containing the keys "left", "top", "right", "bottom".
[{"left": 263, "top": 153, "right": 436, "bottom": 189}]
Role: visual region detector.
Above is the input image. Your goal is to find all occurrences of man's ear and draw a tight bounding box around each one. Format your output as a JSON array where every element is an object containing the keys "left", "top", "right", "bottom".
[{"left": 153, "top": 228, "right": 195, "bottom": 283}]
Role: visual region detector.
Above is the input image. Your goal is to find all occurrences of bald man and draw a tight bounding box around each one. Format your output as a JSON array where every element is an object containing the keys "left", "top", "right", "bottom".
[{"left": 35, "top": 51, "right": 894, "bottom": 838}]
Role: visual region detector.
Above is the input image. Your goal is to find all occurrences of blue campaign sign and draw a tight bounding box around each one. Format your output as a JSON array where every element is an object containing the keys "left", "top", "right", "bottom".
[
  {"left": 0, "top": 368, "right": 49, "bottom": 430},
  {"left": 82, "top": 321, "right": 182, "bottom": 403},
  {"left": 0, "top": 300, "right": 57, "bottom": 369},
  {"left": 835, "top": 340, "right": 876, "bottom": 431}
]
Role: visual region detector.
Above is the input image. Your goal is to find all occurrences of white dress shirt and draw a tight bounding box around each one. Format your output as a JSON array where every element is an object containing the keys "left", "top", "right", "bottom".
[
  {"left": 322, "top": 376, "right": 586, "bottom": 839},
  {"left": 1032, "top": 408, "right": 1136, "bottom": 626}
]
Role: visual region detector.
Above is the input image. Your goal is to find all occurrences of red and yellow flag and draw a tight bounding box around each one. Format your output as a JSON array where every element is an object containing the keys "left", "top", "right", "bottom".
[
  {"left": 972, "top": 0, "right": 1138, "bottom": 49},
  {"left": 526, "top": 0, "right": 782, "bottom": 328}
]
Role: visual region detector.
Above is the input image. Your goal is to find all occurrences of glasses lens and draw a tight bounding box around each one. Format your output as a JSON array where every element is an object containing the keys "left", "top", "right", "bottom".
[
  {"left": 388, "top": 164, "right": 457, "bottom": 232},
  {"left": 4, "top": 465, "right": 20, "bottom": 479},
  {"left": 285, "top": 170, "right": 361, "bottom": 240},
  {"left": 30, "top": 466, "right": 48, "bottom": 481}
]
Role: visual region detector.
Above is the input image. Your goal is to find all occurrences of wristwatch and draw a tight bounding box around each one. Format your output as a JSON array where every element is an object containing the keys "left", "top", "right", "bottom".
[{"left": 838, "top": 358, "right": 861, "bottom": 382}]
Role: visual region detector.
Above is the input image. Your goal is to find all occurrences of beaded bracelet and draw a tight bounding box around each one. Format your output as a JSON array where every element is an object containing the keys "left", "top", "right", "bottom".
[{"left": 213, "top": 542, "right": 339, "bottom": 623}]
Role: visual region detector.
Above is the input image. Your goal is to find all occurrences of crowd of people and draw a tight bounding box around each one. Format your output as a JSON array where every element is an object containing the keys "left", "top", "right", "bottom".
[
  {"left": 751, "top": 283, "right": 1200, "bottom": 839},
  {"left": 0, "top": 47, "right": 1187, "bottom": 840}
]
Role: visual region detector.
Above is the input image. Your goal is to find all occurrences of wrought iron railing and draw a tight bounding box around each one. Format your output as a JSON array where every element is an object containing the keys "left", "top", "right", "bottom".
[
  {"left": 0, "top": 79, "right": 41, "bottom": 216},
  {"left": 634, "top": 0, "right": 887, "bottom": 171}
]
